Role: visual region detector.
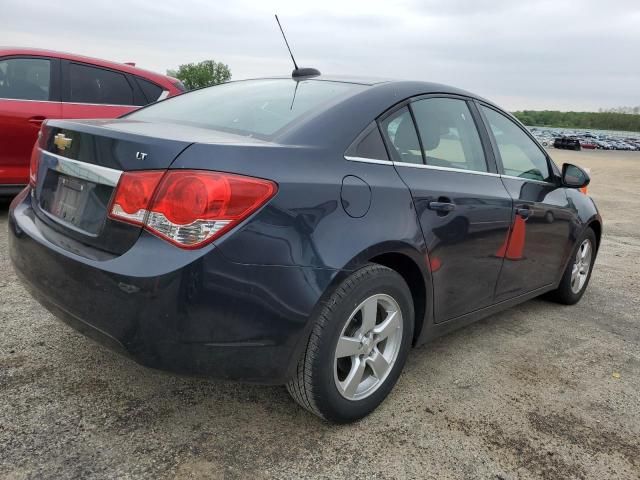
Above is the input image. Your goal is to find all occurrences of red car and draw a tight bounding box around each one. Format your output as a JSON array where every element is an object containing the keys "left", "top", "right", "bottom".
[
  {"left": 579, "top": 140, "right": 598, "bottom": 149},
  {"left": 0, "top": 48, "right": 185, "bottom": 195}
]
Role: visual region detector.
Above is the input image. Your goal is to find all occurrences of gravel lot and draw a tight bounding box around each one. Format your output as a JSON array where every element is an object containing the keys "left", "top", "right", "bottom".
[{"left": 1, "top": 149, "right": 639, "bottom": 480}]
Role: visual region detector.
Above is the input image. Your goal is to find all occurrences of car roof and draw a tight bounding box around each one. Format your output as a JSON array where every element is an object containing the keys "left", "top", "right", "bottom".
[
  {"left": 225, "top": 75, "right": 502, "bottom": 147},
  {"left": 0, "top": 47, "right": 178, "bottom": 87},
  {"left": 240, "top": 74, "right": 485, "bottom": 97}
]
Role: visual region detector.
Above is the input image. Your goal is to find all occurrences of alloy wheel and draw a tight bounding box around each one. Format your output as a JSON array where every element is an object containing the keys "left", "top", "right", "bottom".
[
  {"left": 571, "top": 239, "right": 593, "bottom": 294},
  {"left": 333, "top": 294, "right": 403, "bottom": 401}
]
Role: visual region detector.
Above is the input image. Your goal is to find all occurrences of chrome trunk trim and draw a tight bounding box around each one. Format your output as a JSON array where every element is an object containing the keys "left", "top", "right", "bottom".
[{"left": 41, "top": 149, "right": 122, "bottom": 187}]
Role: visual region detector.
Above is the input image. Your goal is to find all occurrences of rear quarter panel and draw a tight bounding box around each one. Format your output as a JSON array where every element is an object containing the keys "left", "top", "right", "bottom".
[{"left": 171, "top": 144, "right": 428, "bottom": 272}]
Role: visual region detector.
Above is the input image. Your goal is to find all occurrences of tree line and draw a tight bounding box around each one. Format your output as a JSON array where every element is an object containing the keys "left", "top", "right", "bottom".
[{"left": 513, "top": 110, "right": 640, "bottom": 133}]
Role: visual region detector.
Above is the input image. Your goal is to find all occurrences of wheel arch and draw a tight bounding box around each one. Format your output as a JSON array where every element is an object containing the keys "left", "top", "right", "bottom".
[
  {"left": 337, "top": 240, "right": 433, "bottom": 345},
  {"left": 587, "top": 218, "right": 602, "bottom": 250},
  {"left": 368, "top": 251, "right": 430, "bottom": 345},
  {"left": 285, "top": 242, "right": 433, "bottom": 380}
]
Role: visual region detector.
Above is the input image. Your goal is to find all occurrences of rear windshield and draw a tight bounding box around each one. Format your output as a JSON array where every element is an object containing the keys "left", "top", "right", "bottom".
[{"left": 127, "top": 79, "right": 366, "bottom": 138}]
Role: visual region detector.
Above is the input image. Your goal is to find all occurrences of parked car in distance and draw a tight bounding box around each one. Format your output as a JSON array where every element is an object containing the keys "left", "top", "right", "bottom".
[
  {"left": 9, "top": 75, "right": 601, "bottom": 423},
  {"left": 580, "top": 139, "right": 597, "bottom": 149},
  {"left": 554, "top": 136, "right": 581, "bottom": 150},
  {"left": 0, "top": 48, "right": 185, "bottom": 195}
]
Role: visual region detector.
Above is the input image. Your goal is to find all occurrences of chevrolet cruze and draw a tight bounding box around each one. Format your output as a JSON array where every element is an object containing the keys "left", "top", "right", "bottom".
[{"left": 8, "top": 75, "right": 601, "bottom": 423}]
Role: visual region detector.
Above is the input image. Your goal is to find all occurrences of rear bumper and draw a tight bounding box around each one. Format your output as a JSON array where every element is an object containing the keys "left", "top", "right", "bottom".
[{"left": 8, "top": 190, "right": 339, "bottom": 384}]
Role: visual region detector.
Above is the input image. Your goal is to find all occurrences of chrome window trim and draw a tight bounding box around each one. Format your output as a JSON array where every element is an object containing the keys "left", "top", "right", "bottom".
[
  {"left": 41, "top": 149, "right": 122, "bottom": 187},
  {"left": 157, "top": 90, "right": 170, "bottom": 101},
  {"left": 344, "top": 156, "right": 393, "bottom": 165},
  {"left": 393, "top": 161, "right": 501, "bottom": 177},
  {"left": 499, "top": 174, "right": 555, "bottom": 185},
  {"left": 0, "top": 98, "right": 58, "bottom": 104},
  {"left": 345, "top": 156, "right": 556, "bottom": 184},
  {"left": 62, "top": 101, "right": 138, "bottom": 108}
]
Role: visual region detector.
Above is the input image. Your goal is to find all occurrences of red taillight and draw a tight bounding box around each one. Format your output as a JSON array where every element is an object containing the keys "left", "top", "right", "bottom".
[
  {"left": 109, "top": 171, "right": 165, "bottom": 225},
  {"left": 29, "top": 144, "right": 40, "bottom": 187},
  {"left": 108, "top": 170, "right": 277, "bottom": 249}
]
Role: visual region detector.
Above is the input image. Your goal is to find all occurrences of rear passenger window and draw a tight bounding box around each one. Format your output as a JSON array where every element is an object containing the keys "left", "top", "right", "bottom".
[
  {"left": 0, "top": 58, "right": 51, "bottom": 101},
  {"left": 411, "top": 98, "right": 488, "bottom": 173},
  {"left": 135, "top": 77, "right": 163, "bottom": 103},
  {"left": 481, "top": 106, "right": 551, "bottom": 182},
  {"left": 380, "top": 106, "right": 423, "bottom": 164},
  {"left": 69, "top": 63, "right": 133, "bottom": 105},
  {"left": 345, "top": 123, "right": 389, "bottom": 160}
]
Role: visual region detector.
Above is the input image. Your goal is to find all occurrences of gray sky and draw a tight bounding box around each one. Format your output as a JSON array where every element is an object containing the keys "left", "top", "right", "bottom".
[{"left": 2, "top": 0, "right": 639, "bottom": 111}]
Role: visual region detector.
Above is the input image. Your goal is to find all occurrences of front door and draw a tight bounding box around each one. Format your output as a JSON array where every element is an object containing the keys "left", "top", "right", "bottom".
[
  {"left": 0, "top": 56, "right": 61, "bottom": 186},
  {"left": 479, "top": 105, "right": 574, "bottom": 301},
  {"left": 380, "top": 97, "right": 513, "bottom": 322}
]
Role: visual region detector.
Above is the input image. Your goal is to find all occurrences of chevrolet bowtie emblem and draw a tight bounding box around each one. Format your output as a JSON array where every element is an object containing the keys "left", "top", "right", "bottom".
[{"left": 54, "top": 133, "right": 72, "bottom": 151}]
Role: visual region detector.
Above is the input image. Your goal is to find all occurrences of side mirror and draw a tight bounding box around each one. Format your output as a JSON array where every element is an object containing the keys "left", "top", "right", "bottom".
[{"left": 562, "top": 163, "right": 590, "bottom": 189}]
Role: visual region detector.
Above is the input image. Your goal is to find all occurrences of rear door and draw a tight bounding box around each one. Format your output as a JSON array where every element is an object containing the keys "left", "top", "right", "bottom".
[
  {"left": 0, "top": 56, "right": 61, "bottom": 186},
  {"left": 60, "top": 61, "right": 143, "bottom": 119},
  {"left": 380, "top": 95, "right": 513, "bottom": 322},
  {"left": 478, "top": 104, "right": 574, "bottom": 301}
]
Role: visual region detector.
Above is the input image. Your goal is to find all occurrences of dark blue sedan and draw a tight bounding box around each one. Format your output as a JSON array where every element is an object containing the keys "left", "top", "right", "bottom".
[{"left": 8, "top": 75, "right": 601, "bottom": 423}]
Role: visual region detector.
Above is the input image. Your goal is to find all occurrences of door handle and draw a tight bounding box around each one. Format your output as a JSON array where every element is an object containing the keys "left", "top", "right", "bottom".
[
  {"left": 428, "top": 201, "right": 456, "bottom": 213},
  {"left": 28, "top": 116, "right": 46, "bottom": 126},
  {"left": 515, "top": 206, "right": 532, "bottom": 219}
]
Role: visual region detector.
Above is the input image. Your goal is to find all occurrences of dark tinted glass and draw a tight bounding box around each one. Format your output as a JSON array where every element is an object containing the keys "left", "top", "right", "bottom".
[
  {"left": 380, "top": 106, "right": 422, "bottom": 164},
  {"left": 129, "top": 79, "right": 365, "bottom": 138},
  {"left": 0, "top": 58, "right": 51, "bottom": 101},
  {"left": 69, "top": 63, "right": 133, "bottom": 105},
  {"left": 482, "top": 106, "right": 551, "bottom": 182},
  {"left": 346, "top": 123, "right": 388, "bottom": 160},
  {"left": 135, "top": 77, "right": 163, "bottom": 103},
  {"left": 412, "top": 98, "right": 487, "bottom": 172}
]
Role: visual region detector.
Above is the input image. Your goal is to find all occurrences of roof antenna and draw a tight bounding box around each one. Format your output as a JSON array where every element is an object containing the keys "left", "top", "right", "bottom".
[{"left": 275, "top": 14, "right": 321, "bottom": 79}]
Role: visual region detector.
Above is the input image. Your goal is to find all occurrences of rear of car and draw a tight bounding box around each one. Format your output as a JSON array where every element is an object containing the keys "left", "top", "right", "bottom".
[
  {"left": 0, "top": 48, "right": 185, "bottom": 193},
  {"left": 8, "top": 78, "right": 369, "bottom": 382}
]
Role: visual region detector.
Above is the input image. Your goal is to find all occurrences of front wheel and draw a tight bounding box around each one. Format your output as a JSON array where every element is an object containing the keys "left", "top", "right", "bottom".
[
  {"left": 547, "top": 228, "right": 597, "bottom": 305},
  {"left": 287, "top": 264, "right": 414, "bottom": 423}
]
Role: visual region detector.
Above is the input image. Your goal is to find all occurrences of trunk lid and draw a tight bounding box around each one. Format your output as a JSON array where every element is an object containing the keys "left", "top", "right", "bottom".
[
  {"left": 33, "top": 119, "right": 275, "bottom": 256},
  {"left": 33, "top": 119, "right": 195, "bottom": 255}
]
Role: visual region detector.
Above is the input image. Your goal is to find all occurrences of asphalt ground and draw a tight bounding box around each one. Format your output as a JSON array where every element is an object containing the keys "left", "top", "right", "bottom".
[{"left": 1, "top": 149, "right": 638, "bottom": 479}]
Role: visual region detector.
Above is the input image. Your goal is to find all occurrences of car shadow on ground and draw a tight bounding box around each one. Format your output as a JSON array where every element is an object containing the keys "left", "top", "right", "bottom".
[{"left": 17, "top": 292, "right": 554, "bottom": 430}]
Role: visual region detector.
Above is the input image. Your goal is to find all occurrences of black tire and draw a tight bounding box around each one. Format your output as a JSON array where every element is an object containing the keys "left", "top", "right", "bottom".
[
  {"left": 287, "top": 264, "right": 414, "bottom": 423},
  {"left": 547, "top": 228, "right": 597, "bottom": 305}
]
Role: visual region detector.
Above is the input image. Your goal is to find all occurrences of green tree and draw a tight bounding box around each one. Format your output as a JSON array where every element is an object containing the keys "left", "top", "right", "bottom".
[
  {"left": 512, "top": 110, "right": 640, "bottom": 133},
  {"left": 167, "top": 60, "right": 231, "bottom": 90}
]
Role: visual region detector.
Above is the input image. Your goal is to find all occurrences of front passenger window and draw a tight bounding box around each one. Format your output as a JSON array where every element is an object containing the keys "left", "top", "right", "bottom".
[{"left": 481, "top": 106, "right": 551, "bottom": 182}]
